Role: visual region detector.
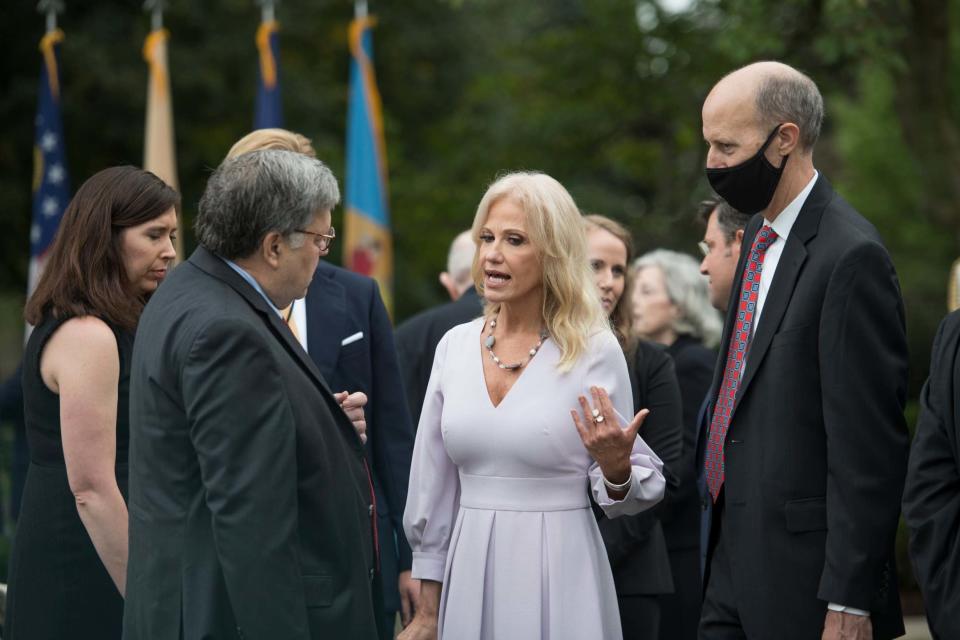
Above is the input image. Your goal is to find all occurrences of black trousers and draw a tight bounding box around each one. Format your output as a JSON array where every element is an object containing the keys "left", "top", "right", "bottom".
[
  {"left": 698, "top": 495, "right": 748, "bottom": 640},
  {"left": 659, "top": 547, "right": 701, "bottom": 640},
  {"left": 619, "top": 594, "right": 661, "bottom": 640}
]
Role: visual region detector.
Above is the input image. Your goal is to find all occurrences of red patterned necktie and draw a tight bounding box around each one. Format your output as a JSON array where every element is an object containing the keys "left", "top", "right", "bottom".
[{"left": 705, "top": 225, "right": 778, "bottom": 502}]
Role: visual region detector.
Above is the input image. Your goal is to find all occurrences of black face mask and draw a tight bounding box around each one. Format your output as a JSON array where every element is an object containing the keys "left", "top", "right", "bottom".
[{"left": 706, "top": 125, "right": 787, "bottom": 215}]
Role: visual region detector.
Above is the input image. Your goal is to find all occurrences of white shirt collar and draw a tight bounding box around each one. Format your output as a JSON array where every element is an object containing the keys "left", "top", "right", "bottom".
[{"left": 765, "top": 170, "right": 819, "bottom": 239}]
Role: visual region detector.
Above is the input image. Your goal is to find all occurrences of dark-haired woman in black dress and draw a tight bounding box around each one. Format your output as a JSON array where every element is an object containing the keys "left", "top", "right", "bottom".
[{"left": 6, "top": 166, "right": 179, "bottom": 639}]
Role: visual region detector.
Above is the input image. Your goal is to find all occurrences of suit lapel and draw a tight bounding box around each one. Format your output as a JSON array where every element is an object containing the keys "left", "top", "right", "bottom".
[
  {"left": 305, "top": 262, "right": 347, "bottom": 382},
  {"left": 188, "top": 248, "right": 364, "bottom": 451},
  {"left": 731, "top": 175, "right": 831, "bottom": 414},
  {"left": 733, "top": 236, "right": 807, "bottom": 408},
  {"left": 189, "top": 248, "right": 332, "bottom": 394}
]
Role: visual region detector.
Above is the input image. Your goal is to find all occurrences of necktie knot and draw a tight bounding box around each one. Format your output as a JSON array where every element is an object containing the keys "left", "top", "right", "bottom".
[{"left": 753, "top": 225, "right": 778, "bottom": 254}]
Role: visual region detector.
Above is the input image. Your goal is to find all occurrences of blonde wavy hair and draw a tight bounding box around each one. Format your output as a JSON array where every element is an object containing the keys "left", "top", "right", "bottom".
[
  {"left": 226, "top": 128, "right": 316, "bottom": 160},
  {"left": 471, "top": 172, "right": 606, "bottom": 372}
]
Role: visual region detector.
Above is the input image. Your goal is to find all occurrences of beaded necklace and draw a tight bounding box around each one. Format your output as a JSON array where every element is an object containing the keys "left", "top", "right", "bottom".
[{"left": 483, "top": 315, "right": 549, "bottom": 371}]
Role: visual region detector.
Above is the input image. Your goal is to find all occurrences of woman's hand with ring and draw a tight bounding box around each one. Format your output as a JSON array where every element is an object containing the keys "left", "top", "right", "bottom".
[{"left": 571, "top": 386, "right": 649, "bottom": 487}]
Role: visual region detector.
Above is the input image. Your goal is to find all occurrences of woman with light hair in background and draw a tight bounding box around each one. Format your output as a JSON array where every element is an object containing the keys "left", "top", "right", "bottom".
[
  {"left": 631, "top": 248, "right": 720, "bottom": 640},
  {"left": 401, "top": 172, "right": 665, "bottom": 640},
  {"left": 584, "top": 215, "right": 683, "bottom": 640}
]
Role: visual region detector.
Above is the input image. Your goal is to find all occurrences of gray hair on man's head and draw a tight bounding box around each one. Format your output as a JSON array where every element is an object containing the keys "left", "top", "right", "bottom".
[
  {"left": 196, "top": 149, "right": 340, "bottom": 259},
  {"left": 754, "top": 65, "right": 824, "bottom": 151},
  {"left": 633, "top": 248, "right": 723, "bottom": 348},
  {"left": 446, "top": 230, "right": 475, "bottom": 288}
]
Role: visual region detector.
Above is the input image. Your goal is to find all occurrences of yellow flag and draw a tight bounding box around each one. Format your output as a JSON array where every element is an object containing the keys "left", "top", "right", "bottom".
[{"left": 143, "top": 28, "right": 183, "bottom": 257}]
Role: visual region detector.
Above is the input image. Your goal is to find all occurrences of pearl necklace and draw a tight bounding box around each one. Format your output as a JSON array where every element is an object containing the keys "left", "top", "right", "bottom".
[{"left": 484, "top": 316, "right": 549, "bottom": 371}]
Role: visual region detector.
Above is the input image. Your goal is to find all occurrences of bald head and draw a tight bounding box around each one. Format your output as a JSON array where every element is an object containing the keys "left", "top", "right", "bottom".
[{"left": 705, "top": 61, "right": 823, "bottom": 151}]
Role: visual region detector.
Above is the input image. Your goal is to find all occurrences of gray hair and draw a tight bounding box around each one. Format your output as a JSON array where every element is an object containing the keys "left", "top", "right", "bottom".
[
  {"left": 755, "top": 67, "right": 824, "bottom": 150},
  {"left": 698, "top": 196, "right": 751, "bottom": 243},
  {"left": 196, "top": 149, "right": 340, "bottom": 259},
  {"left": 633, "top": 249, "right": 723, "bottom": 348},
  {"left": 446, "top": 230, "right": 475, "bottom": 288}
]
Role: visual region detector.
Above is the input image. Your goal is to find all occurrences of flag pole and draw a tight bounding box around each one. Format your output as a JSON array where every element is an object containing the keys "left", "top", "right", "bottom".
[
  {"left": 256, "top": 0, "right": 276, "bottom": 24},
  {"left": 37, "top": 0, "right": 63, "bottom": 33},
  {"left": 144, "top": 0, "right": 165, "bottom": 31}
]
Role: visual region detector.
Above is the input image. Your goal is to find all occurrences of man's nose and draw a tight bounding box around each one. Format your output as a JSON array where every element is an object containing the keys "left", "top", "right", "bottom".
[{"left": 705, "top": 148, "right": 726, "bottom": 169}]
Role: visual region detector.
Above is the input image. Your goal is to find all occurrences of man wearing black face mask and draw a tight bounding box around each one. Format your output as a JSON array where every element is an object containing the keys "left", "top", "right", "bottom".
[{"left": 695, "top": 62, "right": 908, "bottom": 640}]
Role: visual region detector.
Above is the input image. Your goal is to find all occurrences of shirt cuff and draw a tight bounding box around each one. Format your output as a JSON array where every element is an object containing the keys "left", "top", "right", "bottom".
[
  {"left": 827, "top": 603, "right": 870, "bottom": 616},
  {"left": 411, "top": 551, "right": 446, "bottom": 582}
]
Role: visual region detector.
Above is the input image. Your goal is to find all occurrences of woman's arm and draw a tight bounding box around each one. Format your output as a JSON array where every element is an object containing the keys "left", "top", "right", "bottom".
[{"left": 45, "top": 316, "right": 128, "bottom": 595}]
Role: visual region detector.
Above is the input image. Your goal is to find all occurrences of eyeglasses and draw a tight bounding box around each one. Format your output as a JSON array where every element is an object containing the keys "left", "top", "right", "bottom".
[
  {"left": 295, "top": 226, "right": 336, "bottom": 251},
  {"left": 698, "top": 241, "right": 710, "bottom": 257}
]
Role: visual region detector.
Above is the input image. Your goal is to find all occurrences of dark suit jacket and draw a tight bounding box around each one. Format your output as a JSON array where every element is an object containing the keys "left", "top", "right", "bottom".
[
  {"left": 304, "top": 260, "right": 415, "bottom": 611},
  {"left": 394, "top": 287, "right": 483, "bottom": 427},
  {"left": 695, "top": 176, "right": 908, "bottom": 640},
  {"left": 903, "top": 310, "right": 960, "bottom": 639},
  {"left": 662, "top": 336, "right": 715, "bottom": 553},
  {"left": 595, "top": 339, "right": 683, "bottom": 596},
  {"left": 124, "top": 247, "right": 379, "bottom": 640}
]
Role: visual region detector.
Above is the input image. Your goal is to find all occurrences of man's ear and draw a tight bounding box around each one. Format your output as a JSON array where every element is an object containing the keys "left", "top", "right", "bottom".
[
  {"left": 262, "top": 231, "right": 284, "bottom": 268},
  {"left": 439, "top": 272, "right": 461, "bottom": 301},
  {"left": 776, "top": 122, "right": 801, "bottom": 157},
  {"left": 732, "top": 229, "right": 745, "bottom": 254}
]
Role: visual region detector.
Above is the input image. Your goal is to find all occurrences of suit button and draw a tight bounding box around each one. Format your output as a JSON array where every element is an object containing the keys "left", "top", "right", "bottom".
[
  {"left": 369, "top": 568, "right": 375, "bottom": 581},
  {"left": 701, "top": 499, "right": 708, "bottom": 511},
  {"left": 368, "top": 504, "right": 374, "bottom": 516}
]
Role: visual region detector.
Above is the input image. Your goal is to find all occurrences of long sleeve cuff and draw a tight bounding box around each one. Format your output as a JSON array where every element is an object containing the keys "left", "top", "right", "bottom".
[
  {"left": 590, "top": 454, "right": 665, "bottom": 518},
  {"left": 827, "top": 603, "right": 870, "bottom": 616},
  {"left": 411, "top": 551, "right": 446, "bottom": 582}
]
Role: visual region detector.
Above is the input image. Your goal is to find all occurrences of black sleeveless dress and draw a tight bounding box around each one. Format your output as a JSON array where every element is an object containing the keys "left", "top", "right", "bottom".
[{"left": 5, "top": 314, "right": 133, "bottom": 639}]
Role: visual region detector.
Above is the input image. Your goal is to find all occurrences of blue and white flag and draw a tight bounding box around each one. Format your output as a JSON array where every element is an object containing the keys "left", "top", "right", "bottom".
[{"left": 29, "top": 28, "right": 71, "bottom": 300}]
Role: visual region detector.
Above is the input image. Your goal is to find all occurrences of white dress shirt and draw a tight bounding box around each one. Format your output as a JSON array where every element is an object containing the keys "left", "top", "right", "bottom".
[{"left": 290, "top": 297, "right": 308, "bottom": 351}]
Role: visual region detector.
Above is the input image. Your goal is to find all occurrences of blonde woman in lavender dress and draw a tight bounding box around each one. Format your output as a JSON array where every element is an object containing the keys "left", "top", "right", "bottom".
[{"left": 400, "top": 172, "right": 666, "bottom": 640}]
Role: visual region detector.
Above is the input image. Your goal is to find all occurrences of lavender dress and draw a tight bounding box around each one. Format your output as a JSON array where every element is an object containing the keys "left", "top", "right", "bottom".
[{"left": 404, "top": 318, "right": 666, "bottom": 640}]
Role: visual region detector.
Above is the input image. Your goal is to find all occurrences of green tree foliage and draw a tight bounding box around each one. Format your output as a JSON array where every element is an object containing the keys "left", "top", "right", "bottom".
[{"left": 0, "top": 0, "right": 956, "bottom": 387}]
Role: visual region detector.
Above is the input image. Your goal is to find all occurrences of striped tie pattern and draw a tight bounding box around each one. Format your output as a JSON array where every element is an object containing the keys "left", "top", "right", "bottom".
[{"left": 705, "top": 225, "right": 778, "bottom": 502}]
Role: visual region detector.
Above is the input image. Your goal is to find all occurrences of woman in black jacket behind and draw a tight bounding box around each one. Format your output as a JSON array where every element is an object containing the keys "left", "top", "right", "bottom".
[
  {"left": 632, "top": 249, "right": 721, "bottom": 640},
  {"left": 585, "top": 215, "right": 683, "bottom": 640}
]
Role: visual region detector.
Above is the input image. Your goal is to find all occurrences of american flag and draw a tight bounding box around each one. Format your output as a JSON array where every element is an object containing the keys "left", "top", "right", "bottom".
[{"left": 28, "top": 28, "right": 70, "bottom": 299}]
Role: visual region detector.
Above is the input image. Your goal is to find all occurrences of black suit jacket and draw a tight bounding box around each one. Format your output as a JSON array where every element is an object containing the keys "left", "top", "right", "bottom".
[
  {"left": 696, "top": 176, "right": 908, "bottom": 639},
  {"left": 124, "top": 248, "right": 379, "bottom": 640},
  {"left": 903, "top": 310, "right": 960, "bottom": 639},
  {"left": 394, "top": 287, "right": 483, "bottom": 427},
  {"left": 662, "top": 336, "right": 715, "bottom": 553},
  {"left": 304, "top": 260, "right": 415, "bottom": 608},
  {"left": 595, "top": 340, "right": 683, "bottom": 595}
]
